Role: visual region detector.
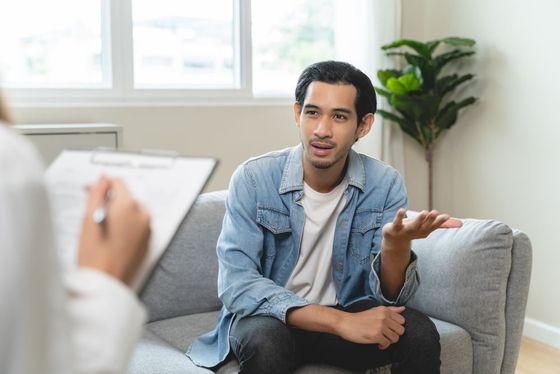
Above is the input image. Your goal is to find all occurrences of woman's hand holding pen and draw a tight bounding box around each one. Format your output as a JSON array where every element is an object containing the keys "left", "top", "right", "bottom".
[{"left": 78, "top": 176, "right": 151, "bottom": 286}]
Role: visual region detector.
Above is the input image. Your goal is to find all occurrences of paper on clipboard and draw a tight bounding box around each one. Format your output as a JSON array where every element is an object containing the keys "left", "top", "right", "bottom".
[{"left": 45, "top": 149, "right": 217, "bottom": 292}]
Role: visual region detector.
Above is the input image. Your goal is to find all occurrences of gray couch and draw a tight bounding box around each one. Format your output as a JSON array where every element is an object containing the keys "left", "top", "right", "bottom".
[{"left": 128, "top": 190, "right": 532, "bottom": 374}]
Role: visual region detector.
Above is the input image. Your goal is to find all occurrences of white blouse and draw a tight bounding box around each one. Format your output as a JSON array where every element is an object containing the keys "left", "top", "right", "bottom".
[{"left": 0, "top": 123, "right": 146, "bottom": 374}]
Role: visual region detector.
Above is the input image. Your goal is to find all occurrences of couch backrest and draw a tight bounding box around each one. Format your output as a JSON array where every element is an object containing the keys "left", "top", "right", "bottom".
[
  {"left": 407, "top": 218, "right": 531, "bottom": 374},
  {"left": 141, "top": 190, "right": 227, "bottom": 323}
]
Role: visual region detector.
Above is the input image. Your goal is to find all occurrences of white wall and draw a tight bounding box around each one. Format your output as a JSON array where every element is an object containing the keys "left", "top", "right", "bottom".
[
  {"left": 401, "top": 0, "right": 560, "bottom": 339},
  {"left": 11, "top": 105, "right": 298, "bottom": 192}
]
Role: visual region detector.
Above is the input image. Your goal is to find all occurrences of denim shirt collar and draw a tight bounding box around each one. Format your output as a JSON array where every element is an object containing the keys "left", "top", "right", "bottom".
[{"left": 278, "top": 144, "right": 366, "bottom": 194}]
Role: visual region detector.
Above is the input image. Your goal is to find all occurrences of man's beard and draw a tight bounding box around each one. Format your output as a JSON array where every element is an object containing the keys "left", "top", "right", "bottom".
[{"left": 309, "top": 158, "right": 336, "bottom": 169}]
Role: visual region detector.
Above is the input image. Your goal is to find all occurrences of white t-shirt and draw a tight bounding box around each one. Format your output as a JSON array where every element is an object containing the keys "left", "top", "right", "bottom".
[
  {"left": 0, "top": 123, "right": 146, "bottom": 374},
  {"left": 284, "top": 180, "right": 347, "bottom": 306}
]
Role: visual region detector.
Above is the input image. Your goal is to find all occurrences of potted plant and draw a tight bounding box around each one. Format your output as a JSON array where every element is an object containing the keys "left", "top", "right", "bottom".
[{"left": 375, "top": 37, "right": 477, "bottom": 210}]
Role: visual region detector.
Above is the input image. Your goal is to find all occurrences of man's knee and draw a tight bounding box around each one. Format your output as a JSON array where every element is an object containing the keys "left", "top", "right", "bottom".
[
  {"left": 229, "top": 316, "right": 295, "bottom": 373},
  {"left": 398, "top": 307, "right": 441, "bottom": 371},
  {"left": 402, "top": 308, "right": 440, "bottom": 347}
]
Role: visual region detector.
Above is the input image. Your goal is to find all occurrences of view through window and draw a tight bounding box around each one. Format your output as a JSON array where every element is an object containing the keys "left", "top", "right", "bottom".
[
  {"left": 0, "top": 0, "right": 108, "bottom": 88},
  {"left": 0, "top": 0, "right": 371, "bottom": 101}
]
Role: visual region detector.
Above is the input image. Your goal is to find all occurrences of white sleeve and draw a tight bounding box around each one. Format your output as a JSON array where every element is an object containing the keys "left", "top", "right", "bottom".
[
  {"left": 65, "top": 268, "right": 146, "bottom": 374},
  {"left": 0, "top": 125, "right": 71, "bottom": 374}
]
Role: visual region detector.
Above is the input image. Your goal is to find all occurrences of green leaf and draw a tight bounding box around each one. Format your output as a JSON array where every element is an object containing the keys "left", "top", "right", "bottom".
[
  {"left": 404, "top": 53, "right": 436, "bottom": 90},
  {"left": 386, "top": 77, "right": 407, "bottom": 95},
  {"left": 374, "top": 87, "right": 392, "bottom": 99},
  {"left": 377, "top": 109, "right": 409, "bottom": 128},
  {"left": 436, "top": 97, "right": 477, "bottom": 130},
  {"left": 435, "top": 50, "right": 475, "bottom": 72},
  {"left": 389, "top": 94, "right": 414, "bottom": 117},
  {"left": 385, "top": 52, "right": 406, "bottom": 57},
  {"left": 377, "top": 109, "right": 422, "bottom": 144},
  {"left": 389, "top": 94, "right": 440, "bottom": 124},
  {"left": 426, "top": 40, "right": 441, "bottom": 55},
  {"left": 403, "top": 65, "right": 424, "bottom": 86},
  {"left": 398, "top": 73, "right": 421, "bottom": 92},
  {"left": 412, "top": 94, "right": 441, "bottom": 123},
  {"left": 435, "top": 73, "right": 475, "bottom": 96},
  {"left": 381, "top": 39, "right": 432, "bottom": 59},
  {"left": 377, "top": 69, "right": 400, "bottom": 86},
  {"left": 441, "top": 37, "right": 476, "bottom": 47}
]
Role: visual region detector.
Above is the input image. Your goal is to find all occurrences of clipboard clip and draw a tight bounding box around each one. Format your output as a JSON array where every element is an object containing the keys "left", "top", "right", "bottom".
[{"left": 90, "top": 147, "right": 178, "bottom": 169}]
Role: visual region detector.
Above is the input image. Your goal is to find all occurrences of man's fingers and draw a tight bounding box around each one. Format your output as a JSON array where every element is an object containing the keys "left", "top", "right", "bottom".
[
  {"left": 392, "top": 208, "right": 406, "bottom": 229},
  {"left": 420, "top": 210, "right": 438, "bottom": 229},
  {"left": 440, "top": 217, "right": 463, "bottom": 228},
  {"left": 387, "top": 317, "right": 406, "bottom": 335},
  {"left": 382, "top": 327, "right": 401, "bottom": 344},
  {"left": 387, "top": 309, "right": 406, "bottom": 325},
  {"left": 378, "top": 336, "right": 391, "bottom": 350},
  {"left": 409, "top": 210, "right": 429, "bottom": 231}
]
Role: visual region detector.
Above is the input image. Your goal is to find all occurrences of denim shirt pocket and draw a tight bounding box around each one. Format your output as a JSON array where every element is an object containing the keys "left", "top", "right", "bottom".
[
  {"left": 256, "top": 206, "right": 292, "bottom": 261},
  {"left": 349, "top": 208, "right": 384, "bottom": 264}
]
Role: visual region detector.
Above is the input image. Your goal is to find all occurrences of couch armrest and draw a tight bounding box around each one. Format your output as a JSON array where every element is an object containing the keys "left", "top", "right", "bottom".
[
  {"left": 407, "top": 218, "right": 516, "bottom": 374},
  {"left": 501, "top": 230, "right": 532, "bottom": 374}
]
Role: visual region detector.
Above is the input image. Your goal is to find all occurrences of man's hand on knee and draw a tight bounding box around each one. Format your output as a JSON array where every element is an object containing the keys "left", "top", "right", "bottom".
[{"left": 335, "top": 305, "right": 406, "bottom": 349}]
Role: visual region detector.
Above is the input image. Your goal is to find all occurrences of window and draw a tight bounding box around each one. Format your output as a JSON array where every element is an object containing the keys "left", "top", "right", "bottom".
[
  {"left": 0, "top": 0, "right": 373, "bottom": 104},
  {"left": 251, "top": 0, "right": 336, "bottom": 96},
  {"left": 132, "top": 0, "right": 237, "bottom": 89},
  {"left": 0, "top": 0, "right": 109, "bottom": 88}
]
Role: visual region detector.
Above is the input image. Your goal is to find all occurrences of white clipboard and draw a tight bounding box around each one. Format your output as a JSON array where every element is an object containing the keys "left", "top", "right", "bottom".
[{"left": 45, "top": 148, "right": 217, "bottom": 292}]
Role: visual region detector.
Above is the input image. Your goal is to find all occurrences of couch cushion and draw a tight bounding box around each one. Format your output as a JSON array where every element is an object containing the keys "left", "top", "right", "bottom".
[
  {"left": 146, "top": 312, "right": 372, "bottom": 374},
  {"left": 144, "top": 312, "right": 471, "bottom": 374},
  {"left": 432, "top": 318, "right": 473, "bottom": 374},
  {"left": 147, "top": 311, "right": 221, "bottom": 351},
  {"left": 408, "top": 218, "right": 513, "bottom": 374},
  {"left": 127, "top": 329, "right": 213, "bottom": 374},
  {"left": 140, "top": 191, "right": 227, "bottom": 322}
]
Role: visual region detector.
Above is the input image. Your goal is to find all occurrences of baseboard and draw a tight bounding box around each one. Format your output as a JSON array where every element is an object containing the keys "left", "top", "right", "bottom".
[{"left": 523, "top": 318, "right": 560, "bottom": 350}]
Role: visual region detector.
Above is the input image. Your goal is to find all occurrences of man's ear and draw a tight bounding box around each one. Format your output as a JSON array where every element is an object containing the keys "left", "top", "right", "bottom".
[
  {"left": 356, "top": 113, "right": 375, "bottom": 140},
  {"left": 293, "top": 102, "right": 302, "bottom": 128}
]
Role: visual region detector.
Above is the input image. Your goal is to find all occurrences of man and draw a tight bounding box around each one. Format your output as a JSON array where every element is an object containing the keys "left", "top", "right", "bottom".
[
  {"left": 0, "top": 93, "right": 151, "bottom": 373},
  {"left": 188, "top": 61, "right": 461, "bottom": 373}
]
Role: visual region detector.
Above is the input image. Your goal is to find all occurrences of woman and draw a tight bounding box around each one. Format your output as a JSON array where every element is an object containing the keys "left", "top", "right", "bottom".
[{"left": 0, "top": 93, "right": 151, "bottom": 373}]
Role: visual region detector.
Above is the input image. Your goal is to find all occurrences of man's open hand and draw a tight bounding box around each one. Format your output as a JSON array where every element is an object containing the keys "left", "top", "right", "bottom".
[{"left": 383, "top": 209, "right": 462, "bottom": 244}]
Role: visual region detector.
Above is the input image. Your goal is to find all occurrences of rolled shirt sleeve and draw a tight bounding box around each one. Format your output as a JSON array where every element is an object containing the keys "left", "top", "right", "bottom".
[{"left": 370, "top": 251, "right": 420, "bottom": 305}]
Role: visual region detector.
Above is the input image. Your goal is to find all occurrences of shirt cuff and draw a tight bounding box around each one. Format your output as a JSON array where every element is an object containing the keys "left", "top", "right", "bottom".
[
  {"left": 265, "top": 292, "right": 310, "bottom": 323},
  {"left": 370, "top": 250, "right": 420, "bottom": 305}
]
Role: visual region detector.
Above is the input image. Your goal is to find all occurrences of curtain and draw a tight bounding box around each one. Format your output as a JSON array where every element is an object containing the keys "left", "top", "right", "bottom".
[{"left": 348, "top": 0, "right": 406, "bottom": 177}]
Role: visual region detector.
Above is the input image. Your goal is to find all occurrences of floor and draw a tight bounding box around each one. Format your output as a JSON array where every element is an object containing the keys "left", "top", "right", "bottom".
[{"left": 515, "top": 337, "right": 560, "bottom": 373}]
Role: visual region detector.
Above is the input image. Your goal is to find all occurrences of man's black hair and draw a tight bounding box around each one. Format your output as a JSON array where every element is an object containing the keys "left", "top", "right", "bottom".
[{"left": 295, "top": 60, "right": 377, "bottom": 124}]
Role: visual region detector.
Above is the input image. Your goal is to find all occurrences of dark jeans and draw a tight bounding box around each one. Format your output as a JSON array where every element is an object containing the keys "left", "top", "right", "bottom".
[{"left": 227, "top": 300, "right": 440, "bottom": 374}]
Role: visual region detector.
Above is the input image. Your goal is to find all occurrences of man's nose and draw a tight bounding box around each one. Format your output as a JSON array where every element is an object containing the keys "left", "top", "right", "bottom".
[{"left": 314, "top": 117, "right": 333, "bottom": 138}]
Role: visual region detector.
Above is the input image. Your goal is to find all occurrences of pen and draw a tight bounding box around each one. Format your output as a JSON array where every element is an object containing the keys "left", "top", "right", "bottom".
[{"left": 92, "top": 190, "right": 113, "bottom": 225}]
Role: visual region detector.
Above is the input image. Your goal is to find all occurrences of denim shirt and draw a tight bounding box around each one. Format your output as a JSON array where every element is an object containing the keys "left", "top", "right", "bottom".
[{"left": 187, "top": 145, "right": 419, "bottom": 368}]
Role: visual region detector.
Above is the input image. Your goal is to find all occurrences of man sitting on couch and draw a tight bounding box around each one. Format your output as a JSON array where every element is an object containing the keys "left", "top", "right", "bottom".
[{"left": 187, "top": 61, "right": 461, "bottom": 373}]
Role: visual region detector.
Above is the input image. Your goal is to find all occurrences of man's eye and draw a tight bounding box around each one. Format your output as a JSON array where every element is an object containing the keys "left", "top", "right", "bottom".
[
  {"left": 306, "top": 110, "right": 318, "bottom": 116},
  {"left": 334, "top": 114, "right": 347, "bottom": 120}
]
